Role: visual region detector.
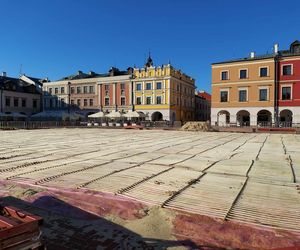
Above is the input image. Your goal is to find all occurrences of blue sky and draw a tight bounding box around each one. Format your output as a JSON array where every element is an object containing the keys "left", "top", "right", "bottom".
[{"left": 0, "top": 0, "right": 299, "bottom": 92}]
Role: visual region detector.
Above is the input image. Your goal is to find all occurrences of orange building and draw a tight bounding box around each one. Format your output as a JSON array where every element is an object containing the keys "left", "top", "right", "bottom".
[{"left": 211, "top": 49, "right": 277, "bottom": 126}]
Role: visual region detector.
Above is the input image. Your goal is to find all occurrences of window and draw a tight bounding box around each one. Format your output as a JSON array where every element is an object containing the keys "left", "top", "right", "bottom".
[
  {"left": 5, "top": 97, "right": 10, "bottom": 107},
  {"left": 220, "top": 91, "right": 228, "bottom": 102},
  {"left": 146, "top": 96, "right": 152, "bottom": 104},
  {"left": 71, "top": 87, "right": 75, "bottom": 94},
  {"left": 136, "top": 83, "right": 142, "bottom": 91},
  {"left": 105, "top": 84, "right": 109, "bottom": 91},
  {"left": 177, "top": 84, "right": 180, "bottom": 91},
  {"left": 260, "top": 67, "right": 268, "bottom": 77},
  {"left": 77, "top": 87, "right": 81, "bottom": 94},
  {"left": 259, "top": 89, "right": 268, "bottom": 101},
  {"left": 136, "top": 97, "right": 142, "bottom": 105},
  {"left": 221, "top": 71, "right": 229, "bottom": 80},
  {"left": 89, "top": 99, "right": 93, "bottom": 106},
  {"left": 33, "top": 99, "right": 37, "bottom": 108},
  {"left": 22, "top": 99, "right": 26, "bottom": 107},
  {"left": 89, "top": 86, "right": 94, "bottom": 93},
  {"left": 14, "top": 98, "right": 19, "bottom": 107},
  {"left": 105, "top": 97, "right": 109, "bottom": 106},
  {"left": 146, "top": 82, "right": 152, "bottom": 90},
  {"left": 120, "top": 83, "right": 125, "bottom": 90},
  {"left": 105, "top": 90, "right": 109, "bottom": 96},
  {"left": 156, "top": 82, "right": 162, "bottom": 89},
  {"left": 121, "top": 97, "right": 126, "bottom": 105},
  {"left": 84, "top": 99, "right": 88, "bottom": 106},
  {"left": 121, "top": 90, "right": 125, "bottom": 96},
  {"left": 49, "top": 88, "right": 52, "bottom": 94},
  {"left": 55, "top": 88, "right": 58, "bottom": 94},
  {"left": 282, "top": 86, "right": 291, "bottom": 100},
  {"left": 282, "top": 65, "right": 292, "bottom": 75},
  {"left": 239, "top": 69, "right": 247, "bottom": 79},
  {"left": 83, "top": 86, "right": 88, "bottom": 93},
  {"left": 177, "top": 98, "right": 179, "bottom": 105},
  {"left": 239, "top": 90, "right": 247, "bottom": 102},
  {"left": 77, "top": 99, "right": 81, "bottom": 106},
  {"left": 61, "top": 87, "right": 65, "bottom": 93},
  {"left": 156, "top": 96, "right": 162, "bottom": 104}
]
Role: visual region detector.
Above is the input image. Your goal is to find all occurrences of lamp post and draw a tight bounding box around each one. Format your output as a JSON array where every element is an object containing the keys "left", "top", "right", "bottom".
[
  {"left": 130, "top": 74, "right": 136, "bottom": 111},
  {"left": 67, "top": 82, "right": 71, "bottom": 114},
  {"left": 0, "top": 86, "right": 3, "bottom": 113}
]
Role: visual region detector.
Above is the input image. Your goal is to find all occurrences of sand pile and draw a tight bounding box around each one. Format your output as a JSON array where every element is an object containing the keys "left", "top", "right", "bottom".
[{"left": 180, "top": 121, "right": 212, "bottom": 132}]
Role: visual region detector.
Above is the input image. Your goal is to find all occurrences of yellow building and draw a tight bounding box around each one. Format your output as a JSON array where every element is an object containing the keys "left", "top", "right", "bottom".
[
  {"left": 211, "top": 52, "right": 276, "bottom": 126},
  {"left": 132, "top": 56, "right": 195, "bottom": 122}
]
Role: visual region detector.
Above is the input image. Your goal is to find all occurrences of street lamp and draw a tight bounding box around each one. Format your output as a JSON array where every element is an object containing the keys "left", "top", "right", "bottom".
[{"left": 67, "top": 81, "right": 71, "bottom": 114}]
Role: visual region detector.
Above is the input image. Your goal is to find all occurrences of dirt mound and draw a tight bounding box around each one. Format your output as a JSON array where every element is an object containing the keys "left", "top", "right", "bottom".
[{"left": 180, "top": 121, "right": 212, "bottom": 132}]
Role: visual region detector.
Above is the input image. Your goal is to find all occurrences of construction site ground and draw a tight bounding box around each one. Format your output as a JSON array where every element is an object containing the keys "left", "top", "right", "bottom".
[{"left": 0, "top": 128, "right": 300, "bottom": 249}]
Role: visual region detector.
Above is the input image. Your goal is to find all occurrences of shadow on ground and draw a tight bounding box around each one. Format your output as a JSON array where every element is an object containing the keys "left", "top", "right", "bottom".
[{"left": 0, "top": 196, "right": 216, "bottom": 250}]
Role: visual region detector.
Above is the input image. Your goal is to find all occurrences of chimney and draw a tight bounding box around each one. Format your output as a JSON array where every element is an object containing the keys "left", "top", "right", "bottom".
[
  {"left": 77, "top": 70, "right": 83, "bottom": 76},
  {"left": 274, "top": 43, "right": 279, "bottom": 54},
  {"left": 250, "top": 52, "right": 255, "bottom": 58},
  {"left": 2, "top": 71, "right": 7, "bottom": 77}
]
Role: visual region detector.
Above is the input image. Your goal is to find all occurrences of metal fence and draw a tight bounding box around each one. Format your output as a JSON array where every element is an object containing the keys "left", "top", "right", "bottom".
[
  {"left": 0, "top": 121, "right": 81, "bottom": 129},
  {"left": 217, "top": 121, "right": 300, "bottom": 128},
  {"left": 0, "top": 120, "right": 182, "bottom": 130}
]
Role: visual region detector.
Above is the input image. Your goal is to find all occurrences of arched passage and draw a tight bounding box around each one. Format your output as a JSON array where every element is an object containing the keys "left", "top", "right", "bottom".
[
  {"left": 152, "top": 111, "right": 163, "bottom": 121},
  {"left": 280, "top": 109, "right": 293, "bottom": 127},
  {"left": 217, "top": 110, "right": 230, "bottom": 126},
  {"left": 236, "top": 110, "right": 250, "bottom": 126},
  {"left": 257, "top": 110, "right": 272, "bottom": 126}
]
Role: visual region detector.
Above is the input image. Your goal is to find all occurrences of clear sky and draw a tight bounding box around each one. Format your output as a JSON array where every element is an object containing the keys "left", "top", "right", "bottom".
[{"left": 0, "top": 0, "right": 299, "bottom": 92}]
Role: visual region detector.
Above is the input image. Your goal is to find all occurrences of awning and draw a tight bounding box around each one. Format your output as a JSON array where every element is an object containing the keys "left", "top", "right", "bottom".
[{"left": 88, "top": 112, "right": 105, "bottom": 118}]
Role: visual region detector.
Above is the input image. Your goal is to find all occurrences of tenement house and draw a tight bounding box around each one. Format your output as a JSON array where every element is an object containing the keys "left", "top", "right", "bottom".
[
  {"left": 211, "top": 41, "right": 300, "bottom": 127},
  {"left": 43, "top": 68, "right": 133, "bottom": 117},
  {"left": 132, "top": 56, "right": 195, "bottom": 121},
  {"left": 211, "top": 48, "right": 276, "bottom": 126},
  {"left": 0, "top": 72, "right": 43, "bottom": 118}
]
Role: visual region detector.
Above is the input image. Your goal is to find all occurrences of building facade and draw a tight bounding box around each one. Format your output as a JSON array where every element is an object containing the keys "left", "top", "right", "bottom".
[
  {"left": 43, "top": 71, "right": 99, "bottom": 115},
  {"left": 212, "top": 41, "right": 300, "bottom": 126},
  {"left": 278, "top": 41, "right": 300, "bottom": 125},
  {"left": 195, "top": 90, "right": 211, "bottom": 121},
  {"left": 43, "top": 68, "right": 133, "bottom": 117},
  {"left": 43, "top": 58, "right": 196, "bottom": 122},
  {"left": 0, "top": 73, "right": 43, "bottom": 117},
  {"left": 212, "top": 53, "right": 275, "bottom": 126},
  {"left": 97, "top": 67, "right": 133, "bottom": 113},
  {"left": 132, "top": 56, "right": 195, "bottom": 121}
]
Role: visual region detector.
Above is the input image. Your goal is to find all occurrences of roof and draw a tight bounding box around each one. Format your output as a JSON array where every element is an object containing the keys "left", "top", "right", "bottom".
[
  {"left": 212, "top": 54, "right": 275, "bottom": 65},
  {"left": 0, "top": 76, "right": 41, "bottom": 94},
  {"left": 212, "top": 40, "right": 300, "bottom": 65},
  {"left": 58, "top": 68, "right": 131, "bottom": 81},
  {"left": 197, "top": 91, "right": 211, "bottom": 101}
]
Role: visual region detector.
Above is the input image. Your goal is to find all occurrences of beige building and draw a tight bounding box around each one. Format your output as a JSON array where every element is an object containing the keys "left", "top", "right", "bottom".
[
  {"left": 0, "top": 73, "right": 43, "bottom": 117},
  {"left": 43, "top": 68, "right": 133, "bottom": 117}
]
